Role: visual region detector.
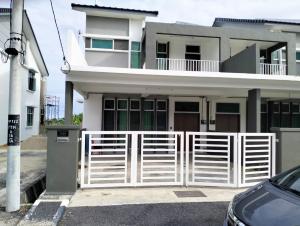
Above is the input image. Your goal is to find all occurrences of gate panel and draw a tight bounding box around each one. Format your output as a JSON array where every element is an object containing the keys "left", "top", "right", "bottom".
[
  {"left": 238, "top": 133, "right": 276, "bottom": 187},
  {"left": 81, "top": 131, "right": 130, "bottom": 188},
  {"left": 186, "top": 132, "right": 238, "bottom": 187},
  {"left": 139, "top": 132, "right": 184, "bottom": 186}
]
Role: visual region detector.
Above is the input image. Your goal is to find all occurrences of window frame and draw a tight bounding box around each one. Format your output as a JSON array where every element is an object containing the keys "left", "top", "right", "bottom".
[
  {"left": 87, "top": 38, "right": 129, "bottom": 52},
  {"left": 26, "top": 106, "right": 34, "bottom": 127},
  {"left": 28, "top": 70, "right": 36, "bottom": 92}
]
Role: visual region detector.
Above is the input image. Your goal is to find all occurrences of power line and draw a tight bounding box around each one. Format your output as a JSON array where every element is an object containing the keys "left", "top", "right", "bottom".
[{"left": 49, "top": 0, "right": 68, "bottom": 64}]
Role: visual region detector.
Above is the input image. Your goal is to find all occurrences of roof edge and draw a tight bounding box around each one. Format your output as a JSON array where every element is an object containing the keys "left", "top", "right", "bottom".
[{"left": 71, "top": 3, "right": 158, "bottom": 16}]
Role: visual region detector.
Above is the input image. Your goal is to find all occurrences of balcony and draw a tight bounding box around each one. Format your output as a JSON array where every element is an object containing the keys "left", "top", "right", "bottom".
[
  {"left": 156, "top": 58, "right": 220, "bottom": 72},
  {"left": 260, "top": 63, "right": 286, "bottom": 75}
]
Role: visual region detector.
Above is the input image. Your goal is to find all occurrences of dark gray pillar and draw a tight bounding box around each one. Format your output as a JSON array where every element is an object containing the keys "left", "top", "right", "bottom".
[
  {"left": 286, "top": 40, "right": 296, "bottom": 75},
  {"left": 65, "top": 81, "right": 73, "bottom": 125},
  {"left": 219, "top": 37, "right": 230, "bottom": 72},
  {"left": 145, "top": 27, "right": 157, "bottom": 69},
  {"left": 247, "top": 89, "right": 261, "bottom": 132}
]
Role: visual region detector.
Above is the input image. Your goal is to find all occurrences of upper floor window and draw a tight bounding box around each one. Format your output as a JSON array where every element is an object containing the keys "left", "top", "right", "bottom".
[
  {"left": 86, "top": 38, "right": 129, "bottom": 51},
  {"left": 156, "top": 42, "right": 169, "bottom": 58},
  {"left": 28, "top": 70, "right": 36, "bottom": 92},
  {"left": 131, "top": 41, "right": 141, "bottom": 68},
  {"left": 185, "top": 45, "right": 200, "bottom": 60}
]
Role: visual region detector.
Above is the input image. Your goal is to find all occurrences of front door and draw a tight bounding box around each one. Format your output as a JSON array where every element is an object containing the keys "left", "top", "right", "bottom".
[{"left": 174, "top": 113, "right": 200, "bottom": 132}]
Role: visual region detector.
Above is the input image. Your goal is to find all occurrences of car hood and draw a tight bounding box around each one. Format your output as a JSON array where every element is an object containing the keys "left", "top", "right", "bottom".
[{"left": 234, "top": 181, "right": 300, "bottom": 226}]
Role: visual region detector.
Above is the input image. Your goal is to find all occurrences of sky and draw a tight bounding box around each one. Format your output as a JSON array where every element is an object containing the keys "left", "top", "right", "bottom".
[{"left": 1, "top": 0, "right": 300, "bottom": 118}]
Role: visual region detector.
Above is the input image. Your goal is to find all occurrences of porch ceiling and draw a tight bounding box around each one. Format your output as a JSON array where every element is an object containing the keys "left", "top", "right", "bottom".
[{"left": 64, "top": 65, "right": 300, "bottom": 98}]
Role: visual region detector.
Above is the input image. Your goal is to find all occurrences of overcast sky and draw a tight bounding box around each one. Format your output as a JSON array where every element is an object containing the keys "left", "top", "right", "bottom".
[{"left": 1, "top": 0, "right": 300, "bottom": 117}]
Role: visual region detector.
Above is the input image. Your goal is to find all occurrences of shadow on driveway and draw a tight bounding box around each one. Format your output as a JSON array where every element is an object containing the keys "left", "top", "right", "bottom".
[{"left": 59, "top": 201, "right": 228, "bottom": 226}]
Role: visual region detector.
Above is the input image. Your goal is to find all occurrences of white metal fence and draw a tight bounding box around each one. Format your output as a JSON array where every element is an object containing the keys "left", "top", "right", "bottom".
[
  {"left": 186, "top": 132, "right": 238, "bottom": 187},
  {"left": 260, "top": 63, "right": 286, "bottom": 75},
  {"left": 156, "top": 58, "right": 220, "bottom": 72},
  {"left": 81, "top": 131, "right": 184, "bottom": 188},
  {"left": 81, "top": 131, "right": 276, "bottom": 188}
]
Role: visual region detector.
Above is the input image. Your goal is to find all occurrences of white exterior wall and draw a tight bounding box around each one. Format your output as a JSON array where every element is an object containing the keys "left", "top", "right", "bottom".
[
  {"left": 0, "top": 55, "right": 10, "bottom": 145},
  {"left": 82, "top": 94, "right": 103, "bottom": 131},
  {"left": 157, "top": 35, "right": 219, "bottom": 61},
  {"left": 0, "top": 41, "right": 42, "bottom": 145}
]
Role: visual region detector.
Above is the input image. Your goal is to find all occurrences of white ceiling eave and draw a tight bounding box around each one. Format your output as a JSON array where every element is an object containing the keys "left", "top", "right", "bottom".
[{"left": 63, "top": 65, "right": 300, "bottom": 92}]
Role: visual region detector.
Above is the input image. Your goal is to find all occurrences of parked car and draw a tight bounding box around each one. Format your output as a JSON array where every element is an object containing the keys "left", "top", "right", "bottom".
[{"left": 224, "top": 165, "right": 300, "bottom": 226}]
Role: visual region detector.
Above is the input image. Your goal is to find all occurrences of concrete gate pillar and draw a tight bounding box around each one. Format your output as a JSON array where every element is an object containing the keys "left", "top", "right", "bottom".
[
  {"left": 247, "top": 89, "right": 261, "bottom": 132},
  {"left": 64, "top": 81, "right": 74, "bottom": 125}
]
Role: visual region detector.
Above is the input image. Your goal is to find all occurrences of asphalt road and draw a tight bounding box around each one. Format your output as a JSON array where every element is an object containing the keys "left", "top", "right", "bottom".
[{"left": 59, "top": 201, "right": 228, "bottom": 226}]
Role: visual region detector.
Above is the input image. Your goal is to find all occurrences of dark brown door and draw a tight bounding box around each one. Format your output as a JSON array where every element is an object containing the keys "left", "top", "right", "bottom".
[
  {"left": 174, "top": 113, "right": 200, "bottom": 132},
  {"left": 216, "top": 114, "right": 240, "bottom": 132}
]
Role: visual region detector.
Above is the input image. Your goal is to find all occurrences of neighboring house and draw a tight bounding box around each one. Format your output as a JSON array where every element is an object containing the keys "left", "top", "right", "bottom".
[
  {"left": 0, "top": 8, "right": 48, "bottom": 145},
  {"left": 65, "top": 4, "right": 300, "bottom": 134}
]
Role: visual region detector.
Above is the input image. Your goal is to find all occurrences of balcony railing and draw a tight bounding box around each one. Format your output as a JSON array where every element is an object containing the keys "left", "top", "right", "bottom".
[
  {"left": 260, "top": 63, "right": 286, "bottom": 75},
  {"left": 156, "top": 58, "right": 220, "bottom": 72}
]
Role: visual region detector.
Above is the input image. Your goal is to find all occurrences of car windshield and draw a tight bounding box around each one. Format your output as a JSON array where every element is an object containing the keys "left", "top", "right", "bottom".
[{"left": 270, "top": 167, "right": 300, "bottom": 197}]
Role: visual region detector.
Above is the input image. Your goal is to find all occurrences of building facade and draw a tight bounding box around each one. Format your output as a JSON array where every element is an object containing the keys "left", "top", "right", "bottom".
[
  {"left": 66, "top": 4, "right": 300, "bottom": 134},
  {"left": 0, "top": 9, "right": 48, "bottom": 145}
]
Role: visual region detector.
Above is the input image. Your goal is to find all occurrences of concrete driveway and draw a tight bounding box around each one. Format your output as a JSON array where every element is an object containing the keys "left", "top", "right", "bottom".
[{"left": 59, "top": 187, "right": 245, "bottom": 226}]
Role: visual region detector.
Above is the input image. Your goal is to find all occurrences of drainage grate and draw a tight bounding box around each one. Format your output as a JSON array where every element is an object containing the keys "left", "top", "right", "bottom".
[{"left": 173, "top": 190, "right": 206, "bottom": 198}]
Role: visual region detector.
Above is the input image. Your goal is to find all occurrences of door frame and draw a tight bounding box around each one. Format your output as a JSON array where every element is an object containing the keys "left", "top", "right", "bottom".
[
  {"left": 209, "top": 98, "right": 246, "bottom": 132},
  {"left": 169, "top": 97, "right": 205, "bottom": 132}
]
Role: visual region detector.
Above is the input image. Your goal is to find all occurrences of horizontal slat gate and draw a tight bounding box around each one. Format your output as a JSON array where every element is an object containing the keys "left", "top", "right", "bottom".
[{"left": 81, "top": 131, "right": 275, "bottom": 188}]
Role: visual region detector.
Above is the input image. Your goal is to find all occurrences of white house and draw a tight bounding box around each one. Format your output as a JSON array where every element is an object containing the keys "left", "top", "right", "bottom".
[
  {"left": 63, "top": 4, "right": 300, "bottom": 189},
  {"left": 0, "top": 8, "right": 48, "bottom": 146}
]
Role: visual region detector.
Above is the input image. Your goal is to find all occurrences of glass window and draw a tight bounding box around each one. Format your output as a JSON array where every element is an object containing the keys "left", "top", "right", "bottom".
[
  {"left": 131, "top": 52, "right": 141, "bottom": 68},
  {"left": 104, "top": 99, "right": 115, "bottom": 110},
  {"left": 85, "top": 37, "right": 91, "bottom": 48},
  {"left": 292, "top": 103, "right": 300, "bottom": 113},
  {"left": 216, "top": 103, "right": 239, "bottom": 114},
  {"left": 281, "top": 103, "right": 290, "bottom": 113},
  {"left": 175, "top": 102, "right": 199, "bottom": 112},
  {"left": 117, "top": 99, "right": 128, "bottom": 110},
  {"left": 157, "top": 43, "right": 167, "bottom": 53},
  {"left": 114, "top": 40, "right": 129, "bottom": 50},
  {"left": 28, "top": 70, "right": 36, "bottom": 91},
  {"left": 130, "top": 111, "right": 140, "bottom": 130},
  {"left": 92, "top": 39, "right": 113, "bottom": 49},
  {"left": 117, "top": 111, "right": 127, "bottom": 130},
  {"left": 131, "top": 41, "right": 141, "bottom": 51},
  {"left": 273, "top": 103, "right": 280, "bottom": 113},
  {"left": 143, "top": 111, "right": 154, "bottom": 130},
  {"left": 27, "top": 107, "right": 34, "bottom": 127},
  {"left": 144, "top": 100, "right": 154, "bottom": 110},
  {"left": 104, "top": 110, "right": 115, "bottom": 130},
  {"left": 130, "top": 100, "right": 140, "bottom": 110},
  {"left": 272, "top": 114, "right": 280, "bottom": 127},
  {"left": 157, "top": 100, "right": 167, "bottom": 111},
  {"left": 186, "top": 45, "right": 200, "bottom": 53},
  {"left": 296, "top": 52, "right": 300, "bottom": 61},
  {"left": 157, "top": 111, "right": 167, "bottom": 131}
]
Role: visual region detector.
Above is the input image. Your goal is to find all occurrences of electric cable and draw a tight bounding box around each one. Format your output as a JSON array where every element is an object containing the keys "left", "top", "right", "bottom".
[{"left": 49, "top": 0, "right": 71, "bottom": 73}]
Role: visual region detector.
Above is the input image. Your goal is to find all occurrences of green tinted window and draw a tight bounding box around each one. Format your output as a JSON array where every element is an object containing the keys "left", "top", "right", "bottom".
[
  {"left": 131, "top": 41, "right": 140, "bottom": 51},
  {"left": 92, "top": 39, "right": 113, "bottom": 49},
  {"left": 297, "top": 52, "right": 300, "bottom": 61},
  {"left": 131, "top": 52, "right": 141, "bottom": 68}
]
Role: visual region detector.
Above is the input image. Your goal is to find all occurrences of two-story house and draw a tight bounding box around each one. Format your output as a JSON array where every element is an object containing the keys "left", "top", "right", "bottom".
[
  {"left": 0, "top": 8, "right": 49, "bottom": 145},
  {"left": 66, "top": 4, "right": 300, "bottom": 135}
]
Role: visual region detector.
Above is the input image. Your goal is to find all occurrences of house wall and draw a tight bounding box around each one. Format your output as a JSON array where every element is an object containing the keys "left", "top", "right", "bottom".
[
  {"left": 223, "top": 44, "right": 259, "bottom": 74},
  {"left": 85, "top": 51, "right": 128, "bottom": 67},
  {"left": 0, "top": 41, "right": 41, "bottom": 145},
  {"left": 86, "top": 16, "right": 129, "bottom": 36},
  {"left": 156, "top": 35, "right": 219, "bottom": 62},
  {"left": 82, "top": 94, "right": 102, "bottom": 131}
]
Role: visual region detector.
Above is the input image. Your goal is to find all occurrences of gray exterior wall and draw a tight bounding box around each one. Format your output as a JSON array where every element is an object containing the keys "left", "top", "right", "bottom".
[
  {"left": 85, "top": 51, "right": 128, "bottom": 68},
  {"left": 223, "top": 44, "right": 259, "bottom": 74},
  {"left": 271, "top": 128, "right": 300, "bottom": 173},
  {"left": 144, "top": 22, "right": 296, "bottom": 75},
  {"left": 86, "top": 16, "right": 129, "bottom": 36},
  {"left": 297, "top": 62, "right": 300, "bottom": 75}
]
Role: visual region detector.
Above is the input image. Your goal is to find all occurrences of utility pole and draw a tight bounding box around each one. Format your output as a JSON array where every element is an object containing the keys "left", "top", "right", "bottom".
[{"left": 6, "top": 0, "right": 24, "bottom": 212}]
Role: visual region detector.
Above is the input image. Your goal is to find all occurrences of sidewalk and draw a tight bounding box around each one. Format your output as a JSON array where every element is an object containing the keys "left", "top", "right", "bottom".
[
  {"left": 58, "top": 187, "right": 246, "bottom": 226},
  {"left": 0, "top": 147, "right": 46, "bottom": 225}
]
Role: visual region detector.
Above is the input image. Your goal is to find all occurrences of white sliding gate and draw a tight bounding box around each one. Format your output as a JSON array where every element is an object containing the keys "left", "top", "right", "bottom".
[
  {"left": 81, "top": 131, "right": 276, "bottom": 188},
  {"left": 80, "top": 131, "right": 184, "bottom": 188}
]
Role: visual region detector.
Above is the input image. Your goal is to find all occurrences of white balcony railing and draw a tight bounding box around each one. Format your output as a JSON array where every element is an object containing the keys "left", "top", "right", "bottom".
[
  {"left": 260, "top": 63, "right": 286, "bottom": 75},
  {"left": 156, "top": 58, "right": 219, "bottom": 72}
]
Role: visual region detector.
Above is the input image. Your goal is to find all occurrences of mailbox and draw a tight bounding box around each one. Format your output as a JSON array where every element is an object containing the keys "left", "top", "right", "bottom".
[{"left": 46, "top": 125, "right": 80, "bottom": 194}]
